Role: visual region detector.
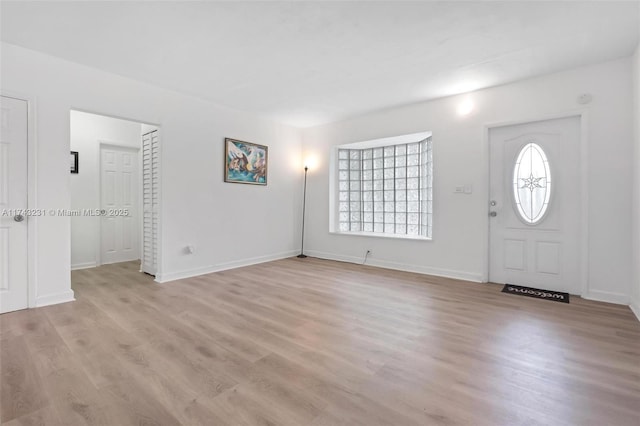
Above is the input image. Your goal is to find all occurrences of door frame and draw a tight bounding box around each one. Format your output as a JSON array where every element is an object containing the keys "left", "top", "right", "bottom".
[
  {"left": 69, "top": 108, "right": 162, "bottom": 281},
  {"left": 481, "top": 109, "right": 589, "bottom": 296},
  {"left": 1, "top": 91, "right": 38, "bottom": 308},
  {"left": 97, "top": 141, "right": 141, "bottom": 267}
]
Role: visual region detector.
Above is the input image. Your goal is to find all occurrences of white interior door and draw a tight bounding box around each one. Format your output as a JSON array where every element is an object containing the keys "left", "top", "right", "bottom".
[
  {"left": 0, "top": 96, "right": 29, "bottom": 313},
  {"left": 141, "top": 130, "right": 158, "bottom": 276},
  {"left": 100, "top": 145, "right": 139, "bottom": 265},
  {"left": 489, "top": 116, "right": 582, "bottom": 294}
]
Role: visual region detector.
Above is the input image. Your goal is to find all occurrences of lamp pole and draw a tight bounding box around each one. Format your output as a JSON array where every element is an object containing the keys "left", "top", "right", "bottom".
[{"left": 297, "top": 166, "right": 308, "bottom": 258}]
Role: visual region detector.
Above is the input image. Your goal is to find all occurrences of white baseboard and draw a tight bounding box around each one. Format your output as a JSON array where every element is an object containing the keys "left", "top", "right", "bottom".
[
  {"left": 630, "top": 299, "right": 640, "bottom": 322},
  {"left": 71, "top": 261, "right": 97, "bottom": 270},
  {"left": 305, "top": 249, "right": 484, "bottom": 283},
  {"left": 156, "top": 250, "right": 299, "bottom": 283},
  {"left": 582, "top": 290, "right": 629, "bottom": 305},
  {"left": 35, "top": 290, "right": 75, "bottom": 308}
]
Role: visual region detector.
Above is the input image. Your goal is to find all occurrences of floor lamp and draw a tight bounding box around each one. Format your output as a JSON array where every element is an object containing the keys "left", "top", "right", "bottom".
[{"left": 297, "top": 166, "right": 308, "bottom": 258}]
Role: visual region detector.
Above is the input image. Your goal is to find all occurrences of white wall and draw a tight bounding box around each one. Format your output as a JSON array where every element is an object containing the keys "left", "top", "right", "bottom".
[
  {"left": 70, "top": 111, "right": 142, "bottom": 269},
  {"left": 1, "top": 42, "right": 302, "bottom": 306},
  {"left": 302, "top": 58, "right": 634, "bottom": 304},
  {"left": 632, "top": 44, "right": 640, "bottom": 319}
]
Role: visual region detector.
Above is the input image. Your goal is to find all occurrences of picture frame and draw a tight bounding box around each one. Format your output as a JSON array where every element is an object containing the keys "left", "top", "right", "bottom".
[
  {"left": 224, "top": 138, "right": 268, "bottom": 185},
  {"left": 70, "top": 151, "right": 79, "bottom": 174}
]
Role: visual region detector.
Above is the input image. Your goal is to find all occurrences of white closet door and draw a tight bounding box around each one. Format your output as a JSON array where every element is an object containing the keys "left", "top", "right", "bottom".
[
  {"left": 100, "top": 145, "right": 139, "bottom": 265},
  {"left": 141, "top": 130, "right": 159, "bottom": 276}
]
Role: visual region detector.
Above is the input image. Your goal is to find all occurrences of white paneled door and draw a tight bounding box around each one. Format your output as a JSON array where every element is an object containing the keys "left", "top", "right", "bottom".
[
  {"left": 100, "top": 145, "right": 139, "bottom": 265},
  {"left": 0, "top": 96, "right": 29, "bottom": 313},
  {"left": 489, "top": 116, "right": 582, "bottom": 294}
]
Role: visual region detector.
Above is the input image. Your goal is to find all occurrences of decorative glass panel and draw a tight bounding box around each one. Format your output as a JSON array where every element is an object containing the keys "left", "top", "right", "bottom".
[{"left": 513, "top": 142, "right": 551, "bottom": 224}]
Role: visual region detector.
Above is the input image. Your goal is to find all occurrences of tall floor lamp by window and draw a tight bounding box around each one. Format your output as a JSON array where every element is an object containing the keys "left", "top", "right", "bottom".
[{"left": 297, "top": 166, "right": 308, "bottom": 258}]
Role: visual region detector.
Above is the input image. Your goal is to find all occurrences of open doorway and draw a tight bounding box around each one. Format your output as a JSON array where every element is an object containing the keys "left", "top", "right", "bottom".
[{"left": 70, "top": 110, "right": 159, "bottom": 277}]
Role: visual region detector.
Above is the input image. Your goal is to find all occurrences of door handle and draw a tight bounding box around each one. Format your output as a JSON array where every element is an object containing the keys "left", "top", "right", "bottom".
[
  {"left": 14, "top": 214, "right": 25, "bottom": 222},
  {"left": 489, "top": 211, "right": 497, "bottom": 217}
]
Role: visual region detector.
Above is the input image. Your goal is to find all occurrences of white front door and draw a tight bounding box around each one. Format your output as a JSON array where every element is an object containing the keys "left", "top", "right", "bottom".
[
  {"left": 0, "top": 96, "right": 29, "bottom": 313},
  {"left": 489, "top": 116, "right": 582, "bottom": 294},
  {"left": 100, "top": 145, "right": 139, "bottom": 265}
]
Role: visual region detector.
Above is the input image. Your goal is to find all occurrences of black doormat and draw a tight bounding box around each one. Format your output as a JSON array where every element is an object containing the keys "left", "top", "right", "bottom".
[{"left": 502, "top": 284, "right": 570, "bottom": 303}]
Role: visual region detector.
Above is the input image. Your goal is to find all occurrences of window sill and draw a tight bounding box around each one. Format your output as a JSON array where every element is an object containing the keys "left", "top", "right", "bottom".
[{"left": 329, "top": 231, "right": 432, "bottom": 242}]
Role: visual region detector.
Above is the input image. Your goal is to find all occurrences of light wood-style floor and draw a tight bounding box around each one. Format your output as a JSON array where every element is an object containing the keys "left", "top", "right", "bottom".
[{"left": 1, "top": 258, "right": 639, "bottom": 425}]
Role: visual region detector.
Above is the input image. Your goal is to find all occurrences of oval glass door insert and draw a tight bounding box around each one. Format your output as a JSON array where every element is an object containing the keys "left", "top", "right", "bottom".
[{"left": 513, "top": 142, "right": 551, "bottom": 224}]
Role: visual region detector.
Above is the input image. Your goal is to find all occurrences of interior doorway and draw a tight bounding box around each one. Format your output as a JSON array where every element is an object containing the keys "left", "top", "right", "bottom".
[{"left": 70, "top": 110, "right": 159, "bottom": 276}]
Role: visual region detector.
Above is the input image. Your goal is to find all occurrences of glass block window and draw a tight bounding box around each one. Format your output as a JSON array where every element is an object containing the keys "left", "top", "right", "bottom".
[{"left": 337, "top": 137, "right": 432, "bottom": 238}]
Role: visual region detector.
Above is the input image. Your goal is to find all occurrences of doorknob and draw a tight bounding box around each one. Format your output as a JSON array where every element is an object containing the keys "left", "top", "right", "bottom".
[
  {"left": 489, "top": 211, "right": 497, "bottom": 217},
  {"left": 14, "top": 214, "right": 24, "bottom": 222}
]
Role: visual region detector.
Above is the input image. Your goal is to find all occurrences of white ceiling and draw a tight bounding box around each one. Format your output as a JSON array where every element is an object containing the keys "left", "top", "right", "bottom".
[{"left": 2, "top": 1, "right": 639, "bottom": 127}]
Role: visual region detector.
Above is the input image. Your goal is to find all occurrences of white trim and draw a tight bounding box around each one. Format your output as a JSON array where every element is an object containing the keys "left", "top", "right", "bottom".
[
  {"left": 156, "top": 249, "right": 298, "bottom": 283},
  {"left": 582, "top": 290, "right": 629, "bottom": 305},
  {"left": 35, "top": 290, "right": 75, "bottom": 308},
  {"left": 306, "top": 250, "right": 483, "bottom": 283},
  {"left": 339, "top": 131, "right": 432, "bottom": 149},
  {"left": 329, "top": 231, "right": 432, "bottom": 242},
  {"left": 482, "top": 109, "right": 589, "bottom": 299},
  {"left": 629, "top": 300, "right": 640, "bottom": 322},
  {"left": 155, "top": 128, "right": 164, "bottom": 280},
  {"left": 71, "top": 261, "right": 97, "bottom": 270},
  {"left": 328, "top": 146, "right": 338, "bottom": 232},
  {"left": 0, "top": 91, "right": 40, "bottom": 309},
  {"left": 579, "top": 111, "right": 590, "bottom": 298}
]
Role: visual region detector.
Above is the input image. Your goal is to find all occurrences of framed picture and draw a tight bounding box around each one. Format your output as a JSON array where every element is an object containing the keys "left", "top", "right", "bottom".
[
  {"left": 70, "top": 151, "right": 79, "bottom": 174},
  {"left": 224, "top": 138, "right": 268, "bottom": 185}
]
